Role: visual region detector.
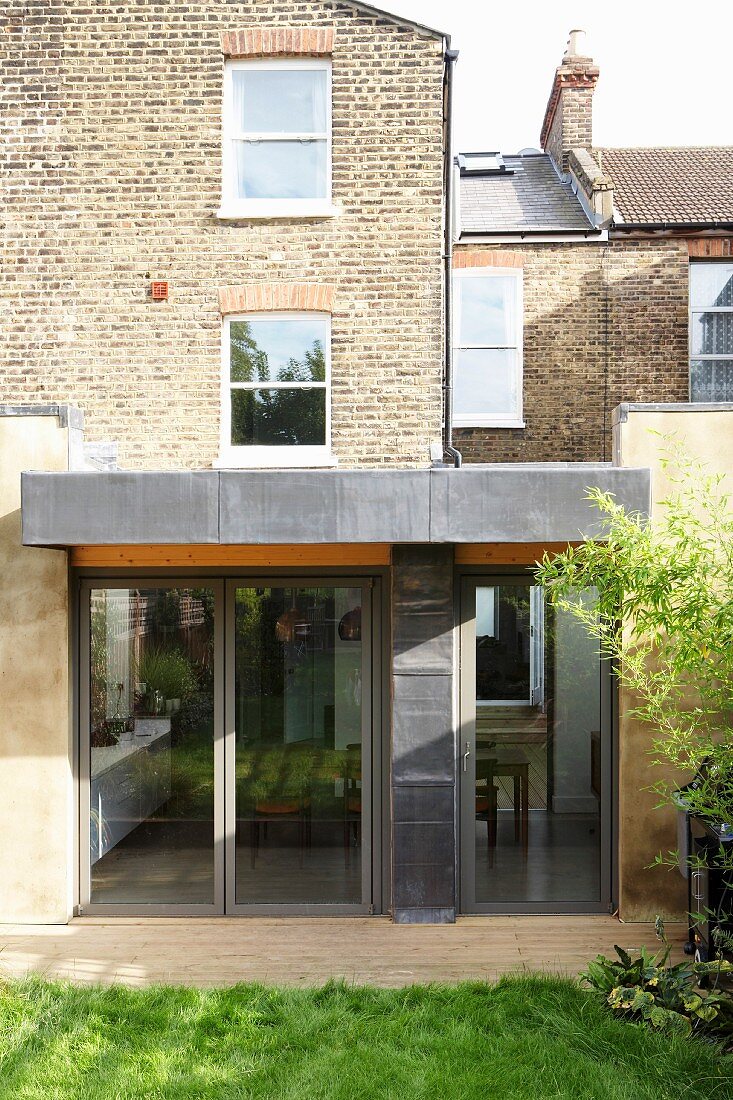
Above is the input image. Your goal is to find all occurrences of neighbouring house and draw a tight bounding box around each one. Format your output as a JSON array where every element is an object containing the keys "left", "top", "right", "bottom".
[
  {"left": 0, "top": 4, "right": 725, "bottom": 932},
  {"left": 452, "top": 30, "right": 733, "bottom": 465},
  {"left": 450, "top": 30, "right": 733, "bottom": 918}
]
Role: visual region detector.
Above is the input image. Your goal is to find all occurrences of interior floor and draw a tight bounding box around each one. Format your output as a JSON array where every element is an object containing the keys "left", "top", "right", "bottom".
[
  {"left": 473, "top": 810, "right": 601, "bottom": 905},
  {"left": 91, "top": 812, "right": 599, "bottom": 908},
  {"left": 91, "top": 820, "right": 215, "bottom": 905},
  {"left": 91, "top": 819, "right": 362, "bottom": 906}
]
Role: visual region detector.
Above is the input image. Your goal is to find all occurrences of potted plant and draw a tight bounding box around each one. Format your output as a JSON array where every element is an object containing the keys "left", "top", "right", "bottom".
[{"left": 133, "top": 647, "right": 196, "bottom": 737}]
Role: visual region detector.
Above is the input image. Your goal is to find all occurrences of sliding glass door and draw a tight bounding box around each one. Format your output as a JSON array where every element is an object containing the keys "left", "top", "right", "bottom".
[
  {"left": 459, "top": 577, "right": 611, "bottom": 913},
  {"left": 226, "top": 581, "right": 373, "bottom": 913},
  {"left": 80, "top": 576, "right": 376, "bottom": 915},
  {"left": 80, "top": 581, "right": 224, "bottom": 914}
]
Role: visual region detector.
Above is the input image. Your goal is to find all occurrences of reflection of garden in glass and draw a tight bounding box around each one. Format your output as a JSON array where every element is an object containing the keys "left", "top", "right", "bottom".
[
  {"left": 229, "top": 319, "right": 327, "bottom": 446},
  {"left": 475, "top": 586, "right": 531, "bottom": 702},
  {"left": 234, "top": 586, "right": 364, "bottom": 905},
  {"left": 89, "top": 587, "right": 216, "bottom": 905}
]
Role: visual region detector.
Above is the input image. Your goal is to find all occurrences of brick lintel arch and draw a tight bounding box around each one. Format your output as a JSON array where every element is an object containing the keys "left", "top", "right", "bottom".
[
  {"left": 218, "top": 283, "right": 336, "bottom": 315},
  {"left": 220, "top": 28, "right": 334, "bottom": 59},
  {"left": 453, "top": 250, "right": 524, "bottom": 269}
]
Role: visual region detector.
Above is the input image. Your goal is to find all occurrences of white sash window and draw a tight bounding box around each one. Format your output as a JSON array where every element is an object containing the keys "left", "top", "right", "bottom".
[
  {"left": 220, "top": 59, "right": 333, "bottom": 219},
  {"left": 452, "top": 268, "right": 524, "bottom": 428}
]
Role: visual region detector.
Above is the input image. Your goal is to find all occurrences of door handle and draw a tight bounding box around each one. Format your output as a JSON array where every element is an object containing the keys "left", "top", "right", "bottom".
[{"left": 462, "top": 741, "right": 471, "bottom": 772}]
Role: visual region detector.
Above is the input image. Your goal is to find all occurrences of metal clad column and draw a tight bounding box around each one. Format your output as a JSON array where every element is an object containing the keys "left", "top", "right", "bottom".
[{"left": 391, "top": 544, "right": 456, "bottom": 923}]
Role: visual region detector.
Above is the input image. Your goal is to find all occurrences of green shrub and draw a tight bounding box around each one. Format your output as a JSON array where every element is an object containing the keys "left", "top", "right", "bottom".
[
  {"left": 135, "top": 647, "right": 197, "bottom": 703},
  {"left": 583, "top": 924, "right": 733, "bottom": 1041},
  {"left": 536, "top": 447, "right": 733, "bottom": 966}
]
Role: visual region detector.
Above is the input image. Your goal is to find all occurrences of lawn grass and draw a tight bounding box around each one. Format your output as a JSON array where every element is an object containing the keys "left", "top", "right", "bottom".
[{"left": 0, "top": 975, "right": 731, "bottom": 1100}]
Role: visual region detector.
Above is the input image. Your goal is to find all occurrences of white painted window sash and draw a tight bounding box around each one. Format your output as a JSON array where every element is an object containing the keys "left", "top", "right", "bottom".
[
  {"left": 219, "top": 58, "right": 334, "bottom": 219},
  {"left": 452, "top": 267, "right": 524, "bottom": 428},
  {"left": 231, "top": 133, "right": 329, "bottom": 142},
  {"left": 218, "top": 311, "right": 333, "bottom": 468},
  {"left": 229, "top": 382, "right": 328, "bottom": 391}
]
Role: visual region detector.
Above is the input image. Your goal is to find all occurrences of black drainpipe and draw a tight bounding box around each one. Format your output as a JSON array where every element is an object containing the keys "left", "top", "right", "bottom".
[{"left": 442, "top": 47, "right": 461, "bottom": 468}]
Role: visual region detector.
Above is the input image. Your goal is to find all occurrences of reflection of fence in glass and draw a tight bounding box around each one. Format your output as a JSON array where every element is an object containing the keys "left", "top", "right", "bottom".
[{"left": 90, "top": 589, "right": 211, "bottom": 729}]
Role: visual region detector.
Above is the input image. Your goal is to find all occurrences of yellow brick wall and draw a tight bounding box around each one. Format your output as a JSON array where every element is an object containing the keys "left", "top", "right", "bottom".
[{"left": 0, "top": 1, "right": 445, "bottom": 469}]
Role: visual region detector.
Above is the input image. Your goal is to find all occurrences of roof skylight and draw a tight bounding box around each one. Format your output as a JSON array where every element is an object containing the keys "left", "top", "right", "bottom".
[{"left": 457, "top": 153, "right": 514, "bottom": 176}]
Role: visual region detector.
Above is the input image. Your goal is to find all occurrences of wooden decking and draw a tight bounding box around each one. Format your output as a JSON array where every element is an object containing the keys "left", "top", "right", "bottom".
[{"left": 0, "top": 916, "right": 686, "bottom": 988}]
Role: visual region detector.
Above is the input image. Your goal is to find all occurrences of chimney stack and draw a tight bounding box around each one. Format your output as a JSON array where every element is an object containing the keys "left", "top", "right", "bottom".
[{"left": 540, "top": 30, "right": 599, "bottom": 173}]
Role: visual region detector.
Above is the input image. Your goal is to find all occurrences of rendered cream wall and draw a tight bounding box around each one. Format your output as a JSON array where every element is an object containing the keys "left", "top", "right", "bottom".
[
  {"left": 615, "top": 407, "right": 733, "bottom": 921},
  {"left": 0, "top": 415, "right": 72, "bottom": 923}
]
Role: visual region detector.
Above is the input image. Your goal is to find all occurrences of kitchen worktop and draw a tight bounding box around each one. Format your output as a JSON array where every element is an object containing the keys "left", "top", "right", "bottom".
[{"left": 91, "top": 721, "right": 171, "bottom": 780}]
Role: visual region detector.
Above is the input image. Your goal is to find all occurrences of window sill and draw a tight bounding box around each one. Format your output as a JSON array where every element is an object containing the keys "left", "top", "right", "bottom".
[
  {"left": 454, "top": 420, "right": 526, "bottom": 430},
  {"left": 215, "top": 202, "right": 341, "bottom": 222},
  {"left": 214, "top": 450, "right": 339, "bottom": 470}
]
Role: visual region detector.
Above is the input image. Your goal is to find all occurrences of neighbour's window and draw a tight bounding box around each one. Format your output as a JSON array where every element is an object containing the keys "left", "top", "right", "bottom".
[
  {"left": 221, "top": 313, "right": 330, "bottom": 466},
  {"left": 220, "top": 59, "right": 332, "bottom": 216},
  {"left": 452, "top": 268, "right": 524, "bottom": 427},
  {"left": 690, "top": 262, "right": 733, "bottom": 402}
]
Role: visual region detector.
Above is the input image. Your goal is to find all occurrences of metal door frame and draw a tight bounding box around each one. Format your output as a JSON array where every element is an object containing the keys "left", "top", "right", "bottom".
[
  {"left": 78, "top": 573, "right": 382, "bottom": 917},
  {"left": 224, "top": 576, "right": 378, "bottom": 916},
  {"left": 78, "top": 577, "right": 225, "bottom": 916},
  {"left": 458, "top": 574, "right": 614, "bottom": 915}
]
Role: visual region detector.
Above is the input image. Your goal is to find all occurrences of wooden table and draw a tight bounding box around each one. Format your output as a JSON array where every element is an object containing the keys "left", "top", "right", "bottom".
[{"left": 478, "top": 749, "right": 529, "bottom": 858}]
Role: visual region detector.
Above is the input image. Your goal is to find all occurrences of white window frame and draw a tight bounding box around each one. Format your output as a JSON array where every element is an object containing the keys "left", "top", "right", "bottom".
[
  {"left": 218, "top": 58, "right": 336, "bottom": 220},
  {"left": 452, "top": 266, "right": 524, "bottom": 428},
  {"left": 689, "top": 260, "right": 733, "bottom": 403},
  {"left": 218, "top": 311, "right": 334, "bottom": 469}
]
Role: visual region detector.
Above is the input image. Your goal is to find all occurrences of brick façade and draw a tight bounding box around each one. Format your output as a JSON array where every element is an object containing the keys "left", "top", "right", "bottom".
[
  {"left": 0, "top": 1, "right": 445, "bottom": 470},
  {"left": 453, "top": 239, "right": 690, "bottom": 464}
]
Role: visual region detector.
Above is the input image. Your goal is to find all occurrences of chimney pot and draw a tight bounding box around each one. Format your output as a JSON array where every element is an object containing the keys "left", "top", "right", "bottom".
[{"left": 564, "top": 29, "right": 587, "bottom": 59}]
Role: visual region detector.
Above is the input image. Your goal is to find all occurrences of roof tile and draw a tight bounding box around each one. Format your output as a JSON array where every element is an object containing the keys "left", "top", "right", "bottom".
[
  {"left": 458, "top": 154, "right": 594, "bottom": 235},
  {"left": 597, "top": 147, "right": 733, "bottom": 225}
]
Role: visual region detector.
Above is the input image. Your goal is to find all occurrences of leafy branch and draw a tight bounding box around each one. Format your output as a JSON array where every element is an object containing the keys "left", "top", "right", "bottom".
[{"left": 535, "top": 439, "right": 733, "bottom": 847}]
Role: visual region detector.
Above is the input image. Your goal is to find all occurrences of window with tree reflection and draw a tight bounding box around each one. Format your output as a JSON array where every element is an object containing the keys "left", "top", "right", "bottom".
[{"left": 224, "top": 314, "right": 329, "bottom": 455}]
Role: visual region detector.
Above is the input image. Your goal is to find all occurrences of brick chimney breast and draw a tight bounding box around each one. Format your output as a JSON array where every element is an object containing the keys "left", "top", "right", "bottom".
[{"left": 540, "top": 29, "right": 599, "bottom": 174}]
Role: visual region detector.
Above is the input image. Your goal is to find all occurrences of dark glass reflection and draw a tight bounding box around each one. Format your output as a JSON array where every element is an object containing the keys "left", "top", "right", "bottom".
[
  {"left": 231, "top": 388, "right": 326, "bottom": 446},
  {"left": 89, "top": 588, "right": 215, "bottom": 904},
  {"left": 474, "top": 585, "right": 601, "bottom": 905},
  {"left": 230, "top": 319, "right": 327, "bottom": 447},
  {"left": 234, "top": 587, "right": 363, "bottom": 905}
]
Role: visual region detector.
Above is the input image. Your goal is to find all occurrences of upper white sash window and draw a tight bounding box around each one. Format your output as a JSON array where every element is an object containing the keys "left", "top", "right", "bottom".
[{"left": 220, "top": 59, "right": 333, "bottom": 219}]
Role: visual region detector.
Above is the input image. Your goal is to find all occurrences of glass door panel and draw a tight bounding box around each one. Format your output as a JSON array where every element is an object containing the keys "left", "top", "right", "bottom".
[
  {"left": 231, "top": 584, "right": 369, "bottom": 908},
  {"left": 462, "top": 579, "right": 608, "bottom": 912},
  {"left": 85, "top": 586, "right": 218, "bottom": 907}
]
